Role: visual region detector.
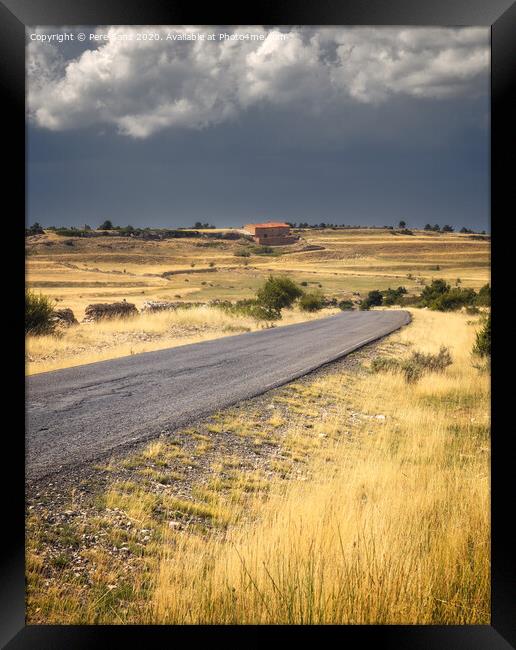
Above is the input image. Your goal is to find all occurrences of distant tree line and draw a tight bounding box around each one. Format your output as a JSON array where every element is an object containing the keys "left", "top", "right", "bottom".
[
  {"left": 424, "top": 223, "right": 454, "bottom": 232},
  {"left": 38, "top": 222, "right": 242, "bottom": 241},
  {"left": 25, "top": 222, "right": 44, "bottom": 236},
  {"left": 26, "top": 219, "right": 488, "bottom": 237},
  {"left": 422, "top": 223, "right": 487, "bottom": 235},
  {"left": 193, "top": 222, "right": 216, "bottom": 229},
  {"left": 292, "top": 223, "right": 396, "bottom": 229},
  {"left": 287, "top": 222, "right": 487, "bottom": 234}
]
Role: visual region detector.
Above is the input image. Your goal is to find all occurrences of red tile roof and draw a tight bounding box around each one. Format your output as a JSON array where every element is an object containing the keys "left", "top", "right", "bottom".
[{"left": 248, "top": 222, "right": 290, "bottom": 228}]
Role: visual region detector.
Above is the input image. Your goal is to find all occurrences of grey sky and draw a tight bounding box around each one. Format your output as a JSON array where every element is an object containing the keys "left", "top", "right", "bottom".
[{"left": 27, "top": 26, "right": 490, "bottom": 230}]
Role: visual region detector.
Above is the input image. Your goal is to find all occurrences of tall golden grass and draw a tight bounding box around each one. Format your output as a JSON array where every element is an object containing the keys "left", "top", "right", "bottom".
[
  {"left": 151, "top": 309, "right": 490, "bottom": 624},
  {"left": 25, "top": 309, "right": 489, "bottom": 624}
]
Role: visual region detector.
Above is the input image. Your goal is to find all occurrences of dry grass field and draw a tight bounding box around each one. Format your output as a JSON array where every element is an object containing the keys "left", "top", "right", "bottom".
[
  {"left": 26, "top": 227, "right": 489, "bottom": 373},
  {"left": 26, "top": 308, "right": 490, "bottom": 624}
]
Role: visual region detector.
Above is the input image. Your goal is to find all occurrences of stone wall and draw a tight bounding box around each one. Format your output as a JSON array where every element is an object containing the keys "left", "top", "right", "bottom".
[
  {"left": 51, "top": 308, "right": 78, "bottom": 326},
  {"left": 83, "top": 302, "right": 138, "bottom": 322},
  {"left": 141, "top": 301, "right": 206, "bottom": 313}
]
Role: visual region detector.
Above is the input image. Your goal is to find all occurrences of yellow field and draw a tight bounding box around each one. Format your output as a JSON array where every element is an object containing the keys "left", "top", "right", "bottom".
[
  {"left": 25, "top": 228, "right": 490, "bottom": 373},
  {"left": 26, "top": 308, "right": 490, "bottom": 624},
  {"left": 26, "top": 228, "right": 490, "bottom": 320},
  {"left": 151, "top": 309, "right": 490, "bottom": 624}
]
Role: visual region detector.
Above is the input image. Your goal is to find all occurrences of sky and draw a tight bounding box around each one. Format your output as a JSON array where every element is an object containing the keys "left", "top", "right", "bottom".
[{"left": 26, "top": 26, "right": 490, "bottom": 230}]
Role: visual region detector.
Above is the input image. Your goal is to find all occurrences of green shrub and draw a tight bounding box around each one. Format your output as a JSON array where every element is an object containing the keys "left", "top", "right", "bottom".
[
  {"left": 234, "top": 249, "right": 251, "bottom": 257},
  {"left": 54, "top": 228, "right": 91, "bottom": 237},
  {"left": 473, "top": 314, "right": 490, "bottom": 358},
  {"left": 299, "top": 291, "right": 325, "bottom": 312},
  {"left": 418, "top": 278, "right": 478, "bottom": 312},
  {"left": 25, "top": 222, "right": 44, "bottom": 236},
  {"left": 410, "top": 347, "right": 453, "bottom": 373},
  {"left": 215, "top": 298, "right": 281, "bottom": 322},
  {"left": 372, "top": 346, "right": 452, "bottom": 383},
  {"left": 382, "top": 286, "right": 407, "bottom": 306},
  {"left": 247, "top": 303, "right": 282, "bottom": 322},
  {"left": 370, "top": 356, "right": 399, "bottom": 373},
  {"left": 419, "top": 279, "right": 450, "bottom": 306},
  {"left": 26, "top": 291, "right": 56, "bottom": 335},
  {"left": 397, "top": 294, "right": 420, "bottom": 307},
  {"left": 256, "top": 276, "right": 303, "bottom": 318},
  {"left": 429, "top": 287, "right": 477, "bottom": 311},
  {"left": 475, "top": 284, "right": 491, "bottom": 307},
  {"left": 338, "top": 299, "right": 354, "bottom": 311},
  {"left": 360, "top": 289, "right": 383, "bottom": 310}
]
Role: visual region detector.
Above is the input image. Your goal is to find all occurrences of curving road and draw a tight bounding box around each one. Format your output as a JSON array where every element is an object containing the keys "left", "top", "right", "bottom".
[{"left": 26, "top": 310, "right": 410, "bottom": 481}]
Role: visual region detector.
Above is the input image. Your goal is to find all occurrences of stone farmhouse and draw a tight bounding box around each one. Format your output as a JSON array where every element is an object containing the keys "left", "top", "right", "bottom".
[{"left": 243, "top": 221, "right": 298, "bottom": 246}]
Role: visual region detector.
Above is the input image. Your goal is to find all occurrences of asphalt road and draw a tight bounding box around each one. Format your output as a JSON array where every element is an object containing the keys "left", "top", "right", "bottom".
[{"left": 26, "top": 310, "right": 410, "bottom": 481}]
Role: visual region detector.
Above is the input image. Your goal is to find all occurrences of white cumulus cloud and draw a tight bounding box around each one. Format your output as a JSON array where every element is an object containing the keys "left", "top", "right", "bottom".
[{"left": 27, "top": 26, "right": 489, "bottom": 138}]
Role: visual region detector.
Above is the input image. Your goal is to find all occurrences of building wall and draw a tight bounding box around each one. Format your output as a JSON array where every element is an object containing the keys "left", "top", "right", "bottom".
[
  {"left": 244, "top": 224, "right": 298, "bottom": 245},
  {"left": 254, "top": 227, "right": 291, "bottom": 245}
]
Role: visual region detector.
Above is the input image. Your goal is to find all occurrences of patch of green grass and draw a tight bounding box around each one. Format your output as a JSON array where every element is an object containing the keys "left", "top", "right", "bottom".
[
  {"left": 206, "top": 423, "right": 224, "bottom": 434},
  {"left": 419, "top": 390, "right": 481, "bottom": 410},
  {"left": 104, "top": 483, "right": 160, "bottom": 525},
  {"left": 120, "top": 456, "right": 143, "bottom": 470},
  {"left": 138, "top": 467, "right": 183, "bottom": 484},
  {"left": 447, "top": 422, "right": 489, "bottom": 438},
  {"left": 51, "top": 553, "right": 71, "bottom": 569},
  {"left": 55, "top": 523, "right": 82, "bottom": 549}
]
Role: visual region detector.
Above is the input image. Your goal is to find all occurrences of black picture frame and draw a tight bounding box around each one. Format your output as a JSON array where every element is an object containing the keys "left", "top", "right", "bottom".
[{"left": 3, "top": 0, "right": 514, "bottom": 646}]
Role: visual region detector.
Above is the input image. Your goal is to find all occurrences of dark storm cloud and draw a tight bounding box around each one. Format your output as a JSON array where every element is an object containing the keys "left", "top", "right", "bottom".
[{"left": 26, "top": 26, "right": 490, "bottom": 230}]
